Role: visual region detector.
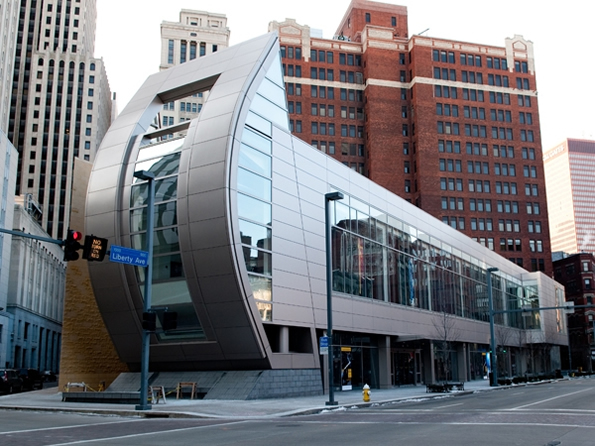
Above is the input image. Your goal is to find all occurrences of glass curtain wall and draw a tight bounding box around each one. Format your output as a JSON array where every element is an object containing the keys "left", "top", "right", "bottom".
[
  {"left": 329, "top": 193, "right": 536, "bottom": 329},
  {"left": 237, "top": 52, "right": 288, "bottom": 322},
  {"left": 130, "top": 136, "right": 205, "bottom": 340}
]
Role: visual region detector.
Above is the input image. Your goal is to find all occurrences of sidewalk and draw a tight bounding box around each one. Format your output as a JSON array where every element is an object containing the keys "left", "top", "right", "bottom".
[{"left": 0, "top": 379, "right": 494, "bottom": 419}]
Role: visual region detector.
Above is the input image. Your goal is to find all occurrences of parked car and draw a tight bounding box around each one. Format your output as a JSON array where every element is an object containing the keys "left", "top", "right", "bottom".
[
  {"left": 0, "top": 369, "right": 23, "bottom": 394},
  {"left": 42, "top": 370, "right": 57, "bottom": 382},
  {"left": 18, "top": 368, "right": 43, "bottom": 391}
]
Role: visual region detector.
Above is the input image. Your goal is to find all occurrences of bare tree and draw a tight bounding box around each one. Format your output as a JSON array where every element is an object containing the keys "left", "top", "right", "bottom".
[
  {"left": 495, "top": 324, "right": 514, "bottom": 377},
  {"left": 513, "top": 327, "right": 527, "bottom": 376},
  {"left": 433, "top": 311, "right": 461, "bottom": 383},
  {"left": 540, "top": 323, "right": 561, "bottom": 376}
]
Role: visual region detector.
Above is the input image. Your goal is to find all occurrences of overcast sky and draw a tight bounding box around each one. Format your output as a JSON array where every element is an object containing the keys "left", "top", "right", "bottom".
[{"left": 95, "top": 0, "right": 595, "bottom": 150}]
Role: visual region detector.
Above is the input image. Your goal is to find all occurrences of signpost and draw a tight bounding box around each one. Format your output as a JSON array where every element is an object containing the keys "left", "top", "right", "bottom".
[
  {"left": 109, "top": 245, "right": 149, "bottom": 267},
  {"left": 319, "top": 336, "right": 329, "bottom": 355}
]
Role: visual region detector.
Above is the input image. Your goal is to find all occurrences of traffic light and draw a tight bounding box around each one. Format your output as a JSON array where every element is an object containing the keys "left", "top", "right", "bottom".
[
  {"left": 63, "top": 229, "right": 83, "bottom": 261},
  {"left": 162, "top": 311, "right": 178, "bottom": 331},
  {"left": 82, "top": 235, "right": 108, "bottom": 261},
  {"left": 142, "top": 312, "right": 156, "bottom": 331}
]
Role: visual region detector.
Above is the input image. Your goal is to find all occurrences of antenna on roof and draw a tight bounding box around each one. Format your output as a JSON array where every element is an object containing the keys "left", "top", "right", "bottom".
[{"left": 418, "top": 28, "right": 430, "bottom": 36}]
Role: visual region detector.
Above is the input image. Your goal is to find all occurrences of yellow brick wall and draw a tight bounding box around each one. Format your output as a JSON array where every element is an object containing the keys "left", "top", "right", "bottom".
[{"left": 58, "top": 158, "right": 128, "bottom": 391}]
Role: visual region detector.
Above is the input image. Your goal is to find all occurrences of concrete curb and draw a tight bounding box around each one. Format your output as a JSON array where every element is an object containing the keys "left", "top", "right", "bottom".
[{"left": 0, "top": 378, "right": 568, "bottom": 419}]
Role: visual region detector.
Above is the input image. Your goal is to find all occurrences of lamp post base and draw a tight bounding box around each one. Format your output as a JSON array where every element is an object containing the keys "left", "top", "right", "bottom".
[
  {"left": 135, "top": 404, "right": 152, "bottom": 411},
  {"left": 325, "top": 401, "right": 338, "bottom": 406}
]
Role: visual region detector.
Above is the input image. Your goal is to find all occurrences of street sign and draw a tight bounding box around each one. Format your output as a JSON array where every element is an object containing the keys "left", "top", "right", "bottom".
[
  {"left": 109, "top": 245, "right": 149, "bottom": 267},
  {"left": 564, "top": 302, "right": 575, "bottom": 314},
  {"left": 82, "top": 235, "right": 108, "bottom": 261},
  {"left": 319, "top": 336, "right": 329, "bottom": 355}
]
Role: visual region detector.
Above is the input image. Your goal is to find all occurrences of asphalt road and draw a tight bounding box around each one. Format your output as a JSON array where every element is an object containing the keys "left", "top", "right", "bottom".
[{"left": 1, "top": 379, "right": 594, "bottom": 446}]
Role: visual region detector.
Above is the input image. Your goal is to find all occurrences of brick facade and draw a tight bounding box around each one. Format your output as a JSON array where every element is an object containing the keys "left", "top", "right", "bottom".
[
  {"left": 553, "top": 253, "right": 595, "bottom": 371},
  {"left": 271, "top": 0, "right": 552, "bottom": 275},
  {"left": 58, "top": 159, "right": 128, "bottom": 391}
]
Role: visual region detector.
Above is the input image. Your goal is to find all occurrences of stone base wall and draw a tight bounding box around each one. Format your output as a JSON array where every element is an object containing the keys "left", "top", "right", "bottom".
[{"left": 248, "top": 369, "right": 322, "bottom": 399}]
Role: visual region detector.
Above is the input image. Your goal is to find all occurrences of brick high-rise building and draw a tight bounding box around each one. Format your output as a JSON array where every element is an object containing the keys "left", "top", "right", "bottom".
[
  {"left": 544, "top": 138, "right": 595, "bottom": 256},
  {"left": 270, "top": 0, "right": 551, "bottom": 274},
  {"left": 553, "top": 253, "right": 595, "bottom": 371}
]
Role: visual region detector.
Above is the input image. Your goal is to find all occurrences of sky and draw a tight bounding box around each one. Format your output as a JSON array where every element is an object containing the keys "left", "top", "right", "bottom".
[{"left": 95, "top": 0, "right": 595, "bottom": 150}]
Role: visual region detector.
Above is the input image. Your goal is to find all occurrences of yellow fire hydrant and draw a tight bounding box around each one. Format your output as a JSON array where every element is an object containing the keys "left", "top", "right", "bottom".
[{"left": 362, "top": 384, "right": 371, "bottom": 402}]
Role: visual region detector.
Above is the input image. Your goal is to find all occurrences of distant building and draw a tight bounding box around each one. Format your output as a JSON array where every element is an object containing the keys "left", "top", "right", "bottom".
[
  {"left": 553, "top": 252, "right": 595, "bottom": 371},
  {"left": 6, "top": 0, "right": 112, "bottom": 239},
  {"left": 159, "top": 10, "right": 230, "bottom": 136},
  {"left": 0, "top": 130, "right": 18, "bottom": 368},
  {"left": 544, "top": 138, "right": 595, "bottom": 256},
  {"left": 270, "top": 0, "right": 552, "bottom": 274},
  {"left": 6, "top": 196, "right": 65, "bottom": 371},
  {"left": 0, "top": 0, "right": 19, "bottom": 130}
]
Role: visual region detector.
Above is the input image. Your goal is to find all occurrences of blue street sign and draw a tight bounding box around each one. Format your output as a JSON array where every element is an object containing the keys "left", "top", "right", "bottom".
[
  {"left": 109, "top": 245, "right": 149, "bottom": 267},
  {"left": 319, "top": 336, "right": 329, "bottom": 355}
]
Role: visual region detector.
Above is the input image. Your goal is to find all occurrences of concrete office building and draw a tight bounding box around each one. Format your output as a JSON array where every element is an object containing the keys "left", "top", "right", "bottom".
[
  {"left": 6, "top": 196, "right": 65, "bottom": 371},
  {"left": 0, "top": 0, "right": 22, "bottom": 369},
  {"left": 83, "top": 32, "right": 566, "bottom": 398},
  {"left": 544, "top": 139, "right": 595, "bottom": 256},
  {"left": 0, "top": 131, "right": 18, "bottom": 368},
  {"left": 159, "top": 10, "right": 230, "bottom": 136},
  {"left": 270, "top": 0, "right": 551, "bottom": 275},
  {"left": 7, "top": 0, "right": 112, "bottom": 239},
  {"left": 0, "top": 0, "right": 20, "bottom": 130}
]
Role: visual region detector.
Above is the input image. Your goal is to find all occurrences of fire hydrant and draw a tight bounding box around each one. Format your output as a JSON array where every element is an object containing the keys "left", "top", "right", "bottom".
[{"left": 362, "top": 384, "right": 371, "bottom": 402}]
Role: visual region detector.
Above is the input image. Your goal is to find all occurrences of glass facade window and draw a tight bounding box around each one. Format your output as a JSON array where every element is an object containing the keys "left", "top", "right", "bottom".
[
  {"left": 130, "top": 136, "right": 204, "bottom": 340},
  {"left": 235, "top": 59, "right": 285, "bottom": 321},
  {"left": 328, "top": 193, "right": 536, "bottom": 328}
]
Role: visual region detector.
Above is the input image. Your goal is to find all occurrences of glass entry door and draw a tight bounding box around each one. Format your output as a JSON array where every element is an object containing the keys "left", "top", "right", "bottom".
[{"left": 392, "top": 350, "right": 419, "bottom": 385}]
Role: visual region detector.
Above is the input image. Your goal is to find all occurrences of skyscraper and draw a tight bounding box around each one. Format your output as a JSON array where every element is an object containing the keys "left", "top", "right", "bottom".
[
  {"left": 271, "top": 0, "right": 551, "bottom": 274},
  {"left": 544, "top": 138, "right": 595, "bottom": 255},
  {"left": 7, "top": 0, "right": 112, "bottom": 239},
  {"left": 0, "top": 0, "right": 22, "bottom": 368},
  {"left": 0, "top": 0, "right": 20, "bottom": 130}
]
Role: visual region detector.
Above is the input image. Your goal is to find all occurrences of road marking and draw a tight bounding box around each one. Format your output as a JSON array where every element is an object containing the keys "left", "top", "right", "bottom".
[
  {"left": 0, "top": 419, "right": 142, "bottom": 435},
  {"left": 510, "top": 387, "right": 594, "bottom": 410},
  {"left": 434, "top": 402, "right": 464, "bottom": 409},
  {"left": 43, "top": 420, "right": 249, "bottom": 446},
  {"left": 263, "top": 420, "right": 595, "bottom": 429}
]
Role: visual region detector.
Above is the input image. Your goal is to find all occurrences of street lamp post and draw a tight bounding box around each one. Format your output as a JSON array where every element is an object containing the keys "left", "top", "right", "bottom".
[
  {"left": 487, "top": 267, "right": 499, "bottom": 387},
  {"left": 325, "top": 191, "right": 343, "bottom": 406},
  {"left": 134, "top": 170, "right": 155, "bottom": 411}
]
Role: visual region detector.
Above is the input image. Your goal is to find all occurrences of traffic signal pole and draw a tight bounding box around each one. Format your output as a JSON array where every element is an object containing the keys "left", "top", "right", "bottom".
[
  {"left": 0, "top": 228, "right": 65, "bottom": 246},
  {"left": 134, "top": 170, "right": 156, "bottom": 411}
]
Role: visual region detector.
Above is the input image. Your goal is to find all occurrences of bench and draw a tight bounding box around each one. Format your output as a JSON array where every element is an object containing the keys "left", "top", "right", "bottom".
[
  {"left": 426, "top": 383, "right": 448, "bottom": 393},
  {"left": 451, "top": 382, "right": 465, "bottom": 391},
  {"left": 425, "top": 382, "right": 465, "bottom": 393},
  {"left": 64, "top": 382, "right": 87, "bottom": 392},
  {"left": 149, "top": 386, "right": 167, "bottom": 404},
  {"left": 177, "top": 382, "right": 197, "bottom": 399}
]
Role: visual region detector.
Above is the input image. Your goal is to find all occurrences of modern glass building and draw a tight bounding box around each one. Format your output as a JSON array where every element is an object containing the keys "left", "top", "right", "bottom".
[{"left": 85, "top": 32, "right": 566, "bottom": 398}]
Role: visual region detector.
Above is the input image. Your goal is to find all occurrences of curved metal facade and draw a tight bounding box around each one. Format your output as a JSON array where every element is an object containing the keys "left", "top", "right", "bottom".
[{"left": 86, "top": 33, "right": 282, "bottom": 370}]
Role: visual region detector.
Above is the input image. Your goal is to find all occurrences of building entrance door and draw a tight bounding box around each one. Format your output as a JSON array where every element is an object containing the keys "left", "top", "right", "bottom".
[
  {"left": 332, "top": 343, "right": 378, "bottom": 391},
  {"left": 392, "top": 350, "right": 418, "bottom": 386}
]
